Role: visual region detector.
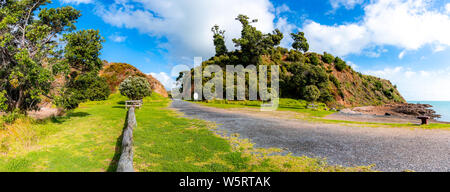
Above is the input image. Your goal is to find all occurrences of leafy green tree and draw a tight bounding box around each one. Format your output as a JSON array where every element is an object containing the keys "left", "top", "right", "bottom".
[
  {"left": 211, "top": 25, "right": 228, "bottom": 56},
  {"left": 57, "top": 29, "right": 106, "bottom": 110},
  {"left": 232, "top": 14, "right": 283, "bottom": 64},
  {"left": 119, "top": 76, "right": 152, "bottom": 100},
  {"left": 0, "top": 1, "right": 81, "bottom": 112},
  {"left": 303, "top": 85, "right": 320, "bottom": 102},
  {"left": 291, "top": 32, "right": 309, "bottom": 53}
]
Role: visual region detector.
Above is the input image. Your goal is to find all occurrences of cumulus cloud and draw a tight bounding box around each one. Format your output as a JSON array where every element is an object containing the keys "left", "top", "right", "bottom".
[
  {"left": 109, "top": 33, "right": 127, "bottom": 43},
  {"left": 149, "top": 72, "right": 176, "bottom": 90},
  {"left": 304, "top": 0, "right": 450, "bottom": 57},
  {"left": 364, "top": 66, "right": 450, "bottom": 101},
  {"left": 60, "top": 0, "right": 93, "bottom": 4},
  {"left": 330, "top": 0, "right": 364, "bottom": 10},
  {"left": 95, "top": 0, "right": 279, "bottom": 62}
]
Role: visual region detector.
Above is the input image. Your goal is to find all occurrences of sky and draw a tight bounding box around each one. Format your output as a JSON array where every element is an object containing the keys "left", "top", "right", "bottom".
[{"left": 55, "top": 0, "right": 450, "bottom": 101}]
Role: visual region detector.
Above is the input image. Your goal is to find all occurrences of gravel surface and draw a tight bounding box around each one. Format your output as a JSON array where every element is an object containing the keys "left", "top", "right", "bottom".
[{"left": 170, "top": 100, "right": 450, "bottom": 172}]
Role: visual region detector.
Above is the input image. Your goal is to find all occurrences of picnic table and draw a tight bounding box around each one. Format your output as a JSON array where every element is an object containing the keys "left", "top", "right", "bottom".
[
  {"left": 417, "top": 116, "right": 430, "bottom": 125},
  {"left": 125, "top": 100, "right": 143, "bottom": 109}
]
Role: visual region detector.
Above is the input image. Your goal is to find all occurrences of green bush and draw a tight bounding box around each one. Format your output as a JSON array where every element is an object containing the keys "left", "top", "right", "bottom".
[
  {"left": 286, "top": 50, "right": 304, "bottom": 62},
  {"left": 119, "top": 76, "right": 152, "bottom": 100},
  {"left": 322, "top": 52, "right": 334, "bottom": 64},
  {"left": 329, "top": 75, "right": 341, "bottom": 88},
  {"left": 308, "top": 53, "right": 320, "bottom": 65},
  {"left": 303, "top": 85, "right": 321, "bottom": 102},
  {"left": 59, "top": 74, "right": 111, "bottom": 110}
]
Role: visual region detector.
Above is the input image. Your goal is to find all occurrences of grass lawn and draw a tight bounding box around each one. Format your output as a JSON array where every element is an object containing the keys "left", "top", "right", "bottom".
[
  {"left": 194, "top": 99, "right": 450, "bottom": 130},
  {"left": 0, "top": 94, "right": 373, "bottom": 172},
  {"left": 0, "top": 94, "right": 128, "bottom": 171}
]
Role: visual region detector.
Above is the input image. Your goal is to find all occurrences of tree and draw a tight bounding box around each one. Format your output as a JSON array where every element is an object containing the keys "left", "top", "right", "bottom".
[
  {"left": 232, "top": 14, "right": 283, "bottom": 64},
  {"left": 0, "top": 1, "right": 82, "bottom": 112},
  {"left": 56, "top": 29, "right": 108, "bottom": 110},
  {"left": 291, "top": 32, "right": 309, "bottom": 53},
  {"left": 119, "top": 76, "right": 152, "bottom": 100},
  {"left": 303, "top": 85, "right": 320, "bottom": 102},
  {"left": 211, "top": 25, "right": 228, "bottom": 56}
]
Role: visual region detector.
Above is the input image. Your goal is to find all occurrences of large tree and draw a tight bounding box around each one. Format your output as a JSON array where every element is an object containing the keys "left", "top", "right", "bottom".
[
  {"left": 232, "top": 14, "right": 283, "bottom": 64},
  {"left": 291, "top": 31, "right": 309, "bottom": 53},
  {"left": 0, "top": 0, "right": 105, "bottom": 113},
  {"left": 211, "top": 25, "right": 228, "bottom": 56}
]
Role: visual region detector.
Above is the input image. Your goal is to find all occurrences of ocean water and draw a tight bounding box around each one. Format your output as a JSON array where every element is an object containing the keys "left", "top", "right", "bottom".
[{"left": 408, "top": 101, "right": 450, "bottom": 122}]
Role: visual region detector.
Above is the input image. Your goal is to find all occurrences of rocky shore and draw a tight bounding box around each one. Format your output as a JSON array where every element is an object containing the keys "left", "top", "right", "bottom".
[{"left": 346, "top": 103, "right": 440, "bottom": 119}]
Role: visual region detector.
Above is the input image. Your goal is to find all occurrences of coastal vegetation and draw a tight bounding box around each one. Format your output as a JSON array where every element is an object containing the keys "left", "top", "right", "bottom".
[{"left": 178, "top": 14, "right": 405, "bottom": 108}]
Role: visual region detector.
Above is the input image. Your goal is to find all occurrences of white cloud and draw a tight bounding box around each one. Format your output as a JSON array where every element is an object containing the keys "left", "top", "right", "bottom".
[
  {"left": 96, "top": 0, "right": 278, "bottom": 61},
  {"left": 364, "top": 66, "right": 450, "bottom": 101},
  {"left": 61, "top": 0, "right": 93, "bottom": 4},
  {"left": 109, "top": 33, "right": 127, "bottom": 43},
  {"left": 347, "top": 61, "right": 359, "bottom": 69},
  {"left": 275, "top": 4, "right": 291, "bottom": 15},
  {"left": 304, "top": 0, "right": 450, "bottom": 57},
  {"left": 398, "top": 50, "right": 406, "bottom": 59},
  {"left": 275, "top": 17, "right": 298, "bottom": 48},
  {"left": 149, "top": 72, "right": 176, "bottom": 90},
  {"left": 330, "top": 0, "right": 364, "bottom": 10},
  {"left": 446, "top": 3, "right": 450, "bottom": 14},
  {"left": 303, "top": 21, "right": 370, "bottom": 56}
]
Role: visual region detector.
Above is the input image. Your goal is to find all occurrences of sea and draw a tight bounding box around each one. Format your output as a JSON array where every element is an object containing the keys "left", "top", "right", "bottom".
[{"left": 408, "top": 101, "right": 450, "bottom": 122}]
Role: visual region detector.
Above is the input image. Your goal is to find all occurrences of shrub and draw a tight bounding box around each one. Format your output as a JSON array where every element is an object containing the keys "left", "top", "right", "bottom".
[
  {"left": 303, "top": 85, "right": 321, "bottom": 102},
  {"left": 322, "top": 52, "right": 334, "bottom": 64},
  {"left": 329, "top": 75, "right": 341, "bottom": 88},
  {"left": 286, "top": 50, "right": 304, "bottom": 62},
  {"left": 308, "top": 53, "right": 320, "bottom": 65},
  {"left": 119, "top": 76, "right": 152, "bottom": 100},
  {"left": 334, "top": 57, "right": 347, "bottom": 71},
  {"left": 59, "top": 74, "right": 111, "bottom": 110}
]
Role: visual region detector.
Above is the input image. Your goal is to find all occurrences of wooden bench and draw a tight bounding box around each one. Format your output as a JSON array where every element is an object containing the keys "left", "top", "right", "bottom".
[
  {"left": 417, "top": 116, "right": 430, "bottom": 125},
  {"left": 125, "top": 100, "right": 143, "bottom": 109}
]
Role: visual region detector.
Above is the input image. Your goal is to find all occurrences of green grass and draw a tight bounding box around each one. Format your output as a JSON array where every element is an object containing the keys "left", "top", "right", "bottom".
[
  {"left": 193, "top": 98, "right": 334, "bottom": 118},
  {"left": 133, "top": 97, "right": 372, "bottom": 172}
]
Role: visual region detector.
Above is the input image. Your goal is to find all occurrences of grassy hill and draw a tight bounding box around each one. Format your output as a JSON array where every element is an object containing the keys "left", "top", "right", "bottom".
[{"left": 100, "top": 62, "right": 169, "bottom": 97}]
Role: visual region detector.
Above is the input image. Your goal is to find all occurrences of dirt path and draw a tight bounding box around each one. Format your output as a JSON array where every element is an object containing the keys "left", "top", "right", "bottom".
[{"left": 170, "top": 100, "right": 450, "bottom": 172}]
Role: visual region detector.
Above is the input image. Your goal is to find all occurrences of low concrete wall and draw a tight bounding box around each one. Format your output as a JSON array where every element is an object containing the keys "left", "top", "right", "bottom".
[{"left": 117, "top": 107, "right": 137, "bottom": 172}]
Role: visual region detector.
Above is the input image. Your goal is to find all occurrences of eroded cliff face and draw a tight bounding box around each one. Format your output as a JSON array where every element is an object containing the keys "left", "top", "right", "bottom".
[{"left": 100, "top": 62, "right": 168, "bottom": 97}]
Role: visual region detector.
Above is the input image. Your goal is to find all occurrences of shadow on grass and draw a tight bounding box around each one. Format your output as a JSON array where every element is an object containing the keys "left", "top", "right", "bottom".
[
  {"left": 107, "top": 110, "right": 128, "bottom": 172},
  {"left": 36, "top": 111, "right": 91, "bottom": 124}
]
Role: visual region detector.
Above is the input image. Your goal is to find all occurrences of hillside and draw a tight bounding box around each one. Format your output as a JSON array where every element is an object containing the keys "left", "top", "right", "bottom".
[{"left": 100, "top": 62, "right": 168, "bottom": 97}]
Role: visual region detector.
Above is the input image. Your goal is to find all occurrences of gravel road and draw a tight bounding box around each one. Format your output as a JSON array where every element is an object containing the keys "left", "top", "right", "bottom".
[{"left": 170, "top": 100, "right": 450, "bottom": 172}]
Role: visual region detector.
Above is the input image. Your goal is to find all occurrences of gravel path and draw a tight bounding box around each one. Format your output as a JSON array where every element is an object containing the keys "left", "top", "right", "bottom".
[{"left": 170, "top": 100, "right": 450, "bottom": 172}]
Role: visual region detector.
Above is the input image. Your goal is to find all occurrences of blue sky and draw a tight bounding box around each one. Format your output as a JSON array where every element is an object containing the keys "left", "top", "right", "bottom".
[{"left": 56, "top": 0, "right": 450, "bottom": 101}]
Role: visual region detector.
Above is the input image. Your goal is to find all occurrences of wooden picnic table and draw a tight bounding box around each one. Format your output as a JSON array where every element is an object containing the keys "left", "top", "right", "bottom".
[{"left": 417, "top": 116, "right": 430, "bottom": 125}]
